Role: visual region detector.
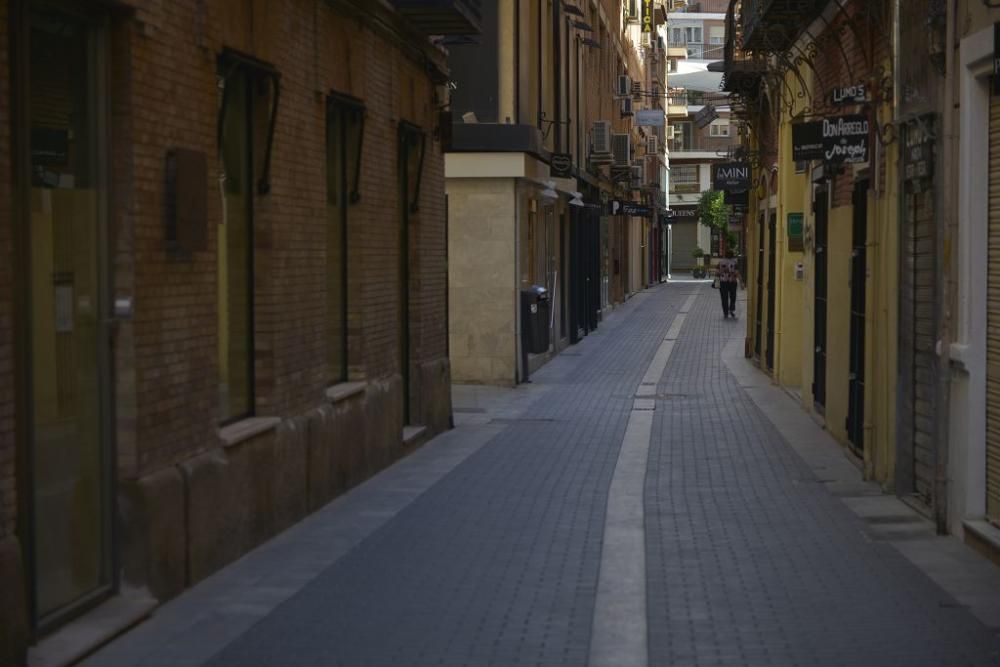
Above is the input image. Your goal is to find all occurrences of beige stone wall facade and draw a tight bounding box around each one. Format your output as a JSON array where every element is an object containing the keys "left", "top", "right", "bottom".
[{"left": 448, "top": 178, "right": 518, "bottom": 385}]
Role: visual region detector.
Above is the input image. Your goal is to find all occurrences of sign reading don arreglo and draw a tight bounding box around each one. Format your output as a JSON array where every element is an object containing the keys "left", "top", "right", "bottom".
[{"left": 822, "top": 115, "right": 869, "bottom": 164}]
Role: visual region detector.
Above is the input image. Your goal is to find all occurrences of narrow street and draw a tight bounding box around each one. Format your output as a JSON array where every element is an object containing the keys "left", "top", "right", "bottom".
[{"left": 82, "top": 283, "right": 1000, "bottom": 667}]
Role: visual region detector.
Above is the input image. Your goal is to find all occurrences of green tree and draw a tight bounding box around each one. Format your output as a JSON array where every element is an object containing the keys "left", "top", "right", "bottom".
[{"left": 696, "top": 190, "right": 730, "bottom": 232}]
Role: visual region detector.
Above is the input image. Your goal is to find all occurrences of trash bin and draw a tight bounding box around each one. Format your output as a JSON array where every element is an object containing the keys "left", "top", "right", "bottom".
[{"left": 520, "top": 285, "right": 550, "bottom": 355}]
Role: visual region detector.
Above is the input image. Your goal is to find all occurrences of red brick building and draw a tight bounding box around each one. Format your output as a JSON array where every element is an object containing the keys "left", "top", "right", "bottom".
[{"left": 0, "top": 0, "right": 470, "bottom": 660}]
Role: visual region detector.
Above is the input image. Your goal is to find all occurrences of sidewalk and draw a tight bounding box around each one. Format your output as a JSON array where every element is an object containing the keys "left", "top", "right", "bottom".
[{"left": 79, "top": 283, "right": 1000, "bottom": 667}]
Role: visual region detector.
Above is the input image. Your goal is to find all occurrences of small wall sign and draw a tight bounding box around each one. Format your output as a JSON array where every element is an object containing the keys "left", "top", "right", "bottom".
[
  {"left": 787, "top": 212, "right": 804, "bottom": 252},
  {"left": 792, "top": 121, "right": 824, "bottom": 161},
  {"left": 830, "top": 84, "right": 869, "bottom": 106}
]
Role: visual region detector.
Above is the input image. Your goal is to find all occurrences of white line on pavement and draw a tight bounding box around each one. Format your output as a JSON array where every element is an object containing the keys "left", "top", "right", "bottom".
[{"left": 589, "top": 295, "right": 695, "bottom": 667}]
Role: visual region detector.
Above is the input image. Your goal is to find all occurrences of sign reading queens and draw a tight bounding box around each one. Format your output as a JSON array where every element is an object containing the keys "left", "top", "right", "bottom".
[{"left": 822, "top": 115, "right": 869, "bottom": 164}]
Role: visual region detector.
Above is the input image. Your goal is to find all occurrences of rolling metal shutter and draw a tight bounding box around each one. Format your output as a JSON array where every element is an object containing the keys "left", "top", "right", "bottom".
[
  {"left": 670, "top": 221, "right": 698, "bottom": 271},
  {"left": 987, "top": 99, "right": 1000, "bottom": 521}
]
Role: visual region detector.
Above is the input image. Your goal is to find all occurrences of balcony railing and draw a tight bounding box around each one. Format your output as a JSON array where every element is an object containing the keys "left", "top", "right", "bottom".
[
  {"left": 392, "top": 0, "right": 482, "bottom": 35},
  {"left": 740, "top": 0, "right": 824, "bottom": 53}
]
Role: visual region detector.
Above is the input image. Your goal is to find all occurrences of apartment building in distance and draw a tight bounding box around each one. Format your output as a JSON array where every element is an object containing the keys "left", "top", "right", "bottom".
[{"left": 664, "top": 0, "right": 740, "bottom": 273}]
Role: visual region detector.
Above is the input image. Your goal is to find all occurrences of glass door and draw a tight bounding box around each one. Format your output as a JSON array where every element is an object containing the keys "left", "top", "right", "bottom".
[{"left": 25, "top": 3, "right": 112, "bottom": 626}]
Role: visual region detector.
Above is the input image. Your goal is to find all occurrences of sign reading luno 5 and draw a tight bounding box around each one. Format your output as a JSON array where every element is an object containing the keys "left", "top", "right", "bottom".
[{"left": 643, "top": 0, "right": 653, "bottom": 33}]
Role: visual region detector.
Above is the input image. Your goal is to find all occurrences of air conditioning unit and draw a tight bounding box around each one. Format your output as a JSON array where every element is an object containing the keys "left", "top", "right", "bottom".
[
  {"left": 591, "top": 121, "right": 612, "bottom": 163},
  {"left": 666, "top": 125, "right": 676, "bottom": 139},
  {"left": 647, "top": 135, "right": 658, "bottom": 155},
  {"left": 621, "top": 97, "right": 634, "bottom": 117},
  {"left": 631, "top": 164, "right": 644, "bottom": 189},
  {"left": 612, "top": 133, "right": 632, "bottom": 167},
  {"left": 616, "top": 74, "right": 631, "bottom": 99}
]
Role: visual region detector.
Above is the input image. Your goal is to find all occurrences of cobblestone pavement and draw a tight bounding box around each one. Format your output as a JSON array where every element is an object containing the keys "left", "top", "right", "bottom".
[
  {"left": 85, "top": 283, "right": 1000, "bottom": 667},
  {"left": 201, "top": 287, "right": 688, "bottom": 667},
  {"left": 646, "top": 290, "right": 1000, "bottom": 667}
]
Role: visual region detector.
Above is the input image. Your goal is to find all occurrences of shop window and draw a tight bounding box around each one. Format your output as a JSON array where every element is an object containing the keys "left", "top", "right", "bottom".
[
  {"left": 326, "top": 93, "right": 365, "bottom": 384},
  {"left": 217, "top": 52, "right": 279, "bottom": 422},
  {"left": 710, "top": 123, "right": 730, "bottom": 137}
]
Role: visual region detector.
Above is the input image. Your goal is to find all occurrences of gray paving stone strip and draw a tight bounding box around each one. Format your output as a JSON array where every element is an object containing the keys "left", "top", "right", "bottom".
[
  {"left": 85, "top": 284, "right": 692, "bottom": 667},
  {"left": 81, "top": 424, "right": 506, "bottom": 667},
  {"left": 589, "top": 296, "right": 696, "bottom": 667}
]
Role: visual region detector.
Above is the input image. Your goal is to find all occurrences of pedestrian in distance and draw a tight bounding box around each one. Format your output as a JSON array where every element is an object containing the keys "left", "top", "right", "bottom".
[{"left": 716, "top": 250, "right": 741, "bottom": 319}]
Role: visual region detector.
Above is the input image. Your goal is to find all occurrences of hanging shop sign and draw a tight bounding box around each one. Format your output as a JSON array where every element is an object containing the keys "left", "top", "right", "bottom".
[
  {"left": 792, "top": 121, "right": 824, "bottom": 161},
  {"left": 693, "top": 104, "right": 719, "bottom": 129},
  {"left": 787, "top": 212, "right": 804, "bottom": 252},
  {"left": 822, "top": 115, "right": 869, "bottom": 164},
  {"left": 665, "top": 207, "right": 697, "bottom": 221},
  {"left": 713, "top": 162, "right": 751, "bottom": 192},
  {"left": 830, "top": 84, "right": 870, "bottom": 106},
  {"left": 551, "top": 153, "right": 573, "bottom": 178},
  {"left": 635, "top": 109, "right": 665, "bottom": 127},
  {"left": 611, "top": 166, "right": 632, "bottom": 183},
  {"left": 643, "top": 0, "right": 654, "bottom": 33},
  {"left": 724, "top": 190, "right": 748, "bottom": 207},
  {"left": 614, "top": 201, "right": 653, "bottom": 217}
]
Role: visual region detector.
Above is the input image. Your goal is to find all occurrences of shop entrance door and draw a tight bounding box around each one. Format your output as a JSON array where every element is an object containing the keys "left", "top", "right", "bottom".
[
  {"left": 20, "top": 2, "right": 114, "bottom": 628},
  {"left": 813, "top": 187, "right": 830, "bottom": 409},
  {"left": 847, "top": 180, "right": 869, "bottom": 453}
]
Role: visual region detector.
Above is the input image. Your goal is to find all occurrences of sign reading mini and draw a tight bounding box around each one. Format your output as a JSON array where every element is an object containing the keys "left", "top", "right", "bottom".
[
  {"left": 551, "top": 153, "right": 573, "bottom": 178},
  {"left": 713, "top": 162, "right": 751, "bottom": 192},
  {"left": 822, "top": 115, "right": 869, "bottom": 164},
  {"left": 830, "top": 84, "right": 869, "bottom": 106},
  {"left": 792, "top": 121, "right": 824, "bottom": 161}
]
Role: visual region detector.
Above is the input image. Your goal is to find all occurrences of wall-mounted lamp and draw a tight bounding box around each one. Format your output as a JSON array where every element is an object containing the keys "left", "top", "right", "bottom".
[
  {"left": 570, "top": 191, "right": 585, "bottom": 207},
  {"left": 541, "top": 181, "right": 559, "bottom": 200}
]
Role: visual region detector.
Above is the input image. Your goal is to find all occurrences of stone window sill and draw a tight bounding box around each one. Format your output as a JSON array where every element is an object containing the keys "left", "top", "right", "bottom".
[
  {"left": 326, "top": 381, "right": 366, "bottom": 404},
  {"left": 218, "top": 417, "right": 281, "bottom": 448}
]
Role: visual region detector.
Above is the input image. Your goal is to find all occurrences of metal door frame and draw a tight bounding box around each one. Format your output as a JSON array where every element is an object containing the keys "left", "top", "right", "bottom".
[
  {"left": 13, "top": 0, "right": 117, "bottom": 633},
  {"left": 813, "top": 185, "right": 830, "bottom": 410},
  {"left": 847, "top": 179, "right": 869, "bottom": 453},
  {"left": 766, "top": 211, "right": 777, "bottom": 371}
]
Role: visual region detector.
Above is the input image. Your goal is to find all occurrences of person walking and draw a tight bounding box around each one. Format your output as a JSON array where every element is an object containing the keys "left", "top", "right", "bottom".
[{"left": 716, "top": 251, "right": 741, "bottom": 318}]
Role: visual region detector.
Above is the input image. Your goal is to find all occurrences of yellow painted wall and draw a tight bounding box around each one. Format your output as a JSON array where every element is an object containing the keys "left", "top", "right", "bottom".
[
  {"left": 742, "top": 50, "right": 899, "bottom": 488},
  {"left": 824, "top": 204, "right": 854, "bottom": 444},
  {"left": 447, "top": 178, "right": 519, "bottom": 385},
  {"left": 775, "top": 117, "right": 808, "bottom": 390}
]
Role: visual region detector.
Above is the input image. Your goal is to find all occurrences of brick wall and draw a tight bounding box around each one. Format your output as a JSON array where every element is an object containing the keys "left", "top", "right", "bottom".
[
  {"left": 0, "top": 0, "right": 13, "bottom": 537},
  {"left": 810, "top": 1, "right": 878, "bottom": 208},
  {"left": 91, "top": 0, "right": 449, "bottom": 477}
]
